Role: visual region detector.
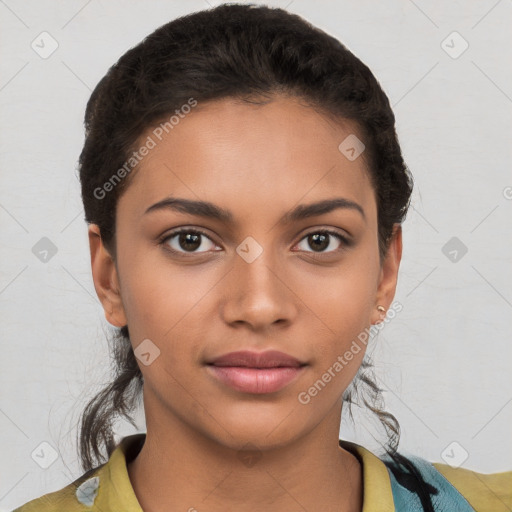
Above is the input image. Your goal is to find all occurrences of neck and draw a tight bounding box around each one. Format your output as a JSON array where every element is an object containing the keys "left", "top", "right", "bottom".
[{"left": 127, "top": 398, "right": 363, "bottom": 512}]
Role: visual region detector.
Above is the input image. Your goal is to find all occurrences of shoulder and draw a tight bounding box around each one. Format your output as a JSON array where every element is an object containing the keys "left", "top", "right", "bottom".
[
  {"left": 13, "top": 434, "right": 145, "bottom": 512},
  {"left": 12, "top": 467, "right": 101, "bottom": 512},
  {"left": 380, "top": 449, "right": 512, "bottom": 512},
  {"left": 431, "top": 462, "right": 512, "bottom": 512}
]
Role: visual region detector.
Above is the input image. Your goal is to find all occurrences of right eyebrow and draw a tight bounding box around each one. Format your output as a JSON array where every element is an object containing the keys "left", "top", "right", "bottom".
[{"left": 144, "top": 197, "right": 233, "bottom": 222}]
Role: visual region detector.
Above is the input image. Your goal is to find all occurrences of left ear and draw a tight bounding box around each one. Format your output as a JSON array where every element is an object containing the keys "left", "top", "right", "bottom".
[{"left": 372, "top": 223, "right": 403, "bottom": 324}]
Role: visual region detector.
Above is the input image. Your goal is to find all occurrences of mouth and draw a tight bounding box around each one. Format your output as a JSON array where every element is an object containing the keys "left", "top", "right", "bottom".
[{"left": 205, "top": 350, "right": 308, "bottom": 394}]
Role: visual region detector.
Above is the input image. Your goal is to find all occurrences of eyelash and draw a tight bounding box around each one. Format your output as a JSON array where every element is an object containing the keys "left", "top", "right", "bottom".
[{"left": 158, "top": 227, "right": 351, "bottom": 257}]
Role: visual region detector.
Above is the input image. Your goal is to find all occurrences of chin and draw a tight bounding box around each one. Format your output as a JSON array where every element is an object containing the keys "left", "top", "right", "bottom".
[{"left": 197, "top": 407, "right": 306, "bottom": 451}]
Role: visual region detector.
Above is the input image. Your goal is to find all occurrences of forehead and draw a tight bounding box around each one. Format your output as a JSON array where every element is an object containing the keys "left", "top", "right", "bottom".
[{"left": 117, "top": 96, "right": 376, "bottom": 224}]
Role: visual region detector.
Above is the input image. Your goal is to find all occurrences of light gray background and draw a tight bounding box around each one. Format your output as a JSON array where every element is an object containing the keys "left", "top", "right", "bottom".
[{"left": 1, "top": 0, "right": 511, "bottom": 509}]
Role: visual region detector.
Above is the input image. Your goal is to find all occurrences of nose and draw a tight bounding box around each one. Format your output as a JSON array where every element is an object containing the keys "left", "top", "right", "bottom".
[{"left": 220, "top": 248, "right": 298, "bottom": 331}]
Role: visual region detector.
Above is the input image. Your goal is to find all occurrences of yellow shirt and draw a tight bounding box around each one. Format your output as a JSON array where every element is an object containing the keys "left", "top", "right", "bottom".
[{"left": 14, "top": 434, "right": 512, "bottom": 511}]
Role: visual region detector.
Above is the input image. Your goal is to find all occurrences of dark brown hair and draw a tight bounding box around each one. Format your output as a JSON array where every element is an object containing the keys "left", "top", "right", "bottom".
[{"left": 78, "top": 2, "right": 424, "bottom": 504}]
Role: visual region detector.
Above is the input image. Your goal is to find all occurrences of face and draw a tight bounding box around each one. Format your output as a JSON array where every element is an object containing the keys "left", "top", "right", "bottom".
[{"left": 89, "top": 95, "right": 401, "bottom": 451}]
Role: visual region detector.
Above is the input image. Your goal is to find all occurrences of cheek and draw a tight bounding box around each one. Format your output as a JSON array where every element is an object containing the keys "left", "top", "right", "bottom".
[
  {"left": 116, "top": 247, "right": 219, "bottom": 361},
  {"left": 305, "top": 259, "right": 377, "bottom": 330},
  {"left": 299, "top": 259, "right": 378, "bottom": 380},
  {"left": 297, "top": 290, "right": 371, "bottom": 410}
]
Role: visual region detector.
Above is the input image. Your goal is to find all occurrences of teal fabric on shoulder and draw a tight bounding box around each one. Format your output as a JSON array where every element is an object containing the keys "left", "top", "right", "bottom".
[{"left": 382, "top": 453, "right": 477, "bottom": 511}]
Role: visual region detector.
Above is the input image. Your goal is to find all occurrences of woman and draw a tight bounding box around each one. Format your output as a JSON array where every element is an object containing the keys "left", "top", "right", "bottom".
[{"left": 15, "top": 3, "right": 511, "bottom": 511}]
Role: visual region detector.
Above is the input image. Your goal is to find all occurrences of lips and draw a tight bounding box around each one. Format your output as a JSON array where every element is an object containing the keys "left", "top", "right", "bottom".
[
  {"left": 206, "top": 350, "right": 307, "bottom": 394},
  {"left": 207, "top": 350, "right": 305, "bottom": 368}
]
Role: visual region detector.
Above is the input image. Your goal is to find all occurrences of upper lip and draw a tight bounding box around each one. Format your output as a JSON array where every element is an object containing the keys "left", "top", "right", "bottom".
[{"left": 207, "top": 350, "right": 306, "bottom": 368}]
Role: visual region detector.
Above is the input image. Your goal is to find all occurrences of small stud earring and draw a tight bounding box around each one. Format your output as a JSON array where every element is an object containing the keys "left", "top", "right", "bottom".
[{"left": 377, "top": 305, "right": 386, "bottom": 313}]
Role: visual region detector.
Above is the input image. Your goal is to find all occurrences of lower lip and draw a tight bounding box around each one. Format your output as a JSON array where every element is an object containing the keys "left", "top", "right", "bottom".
[{"left": 206, "top": 365, "right": 305, "bottom": 394}]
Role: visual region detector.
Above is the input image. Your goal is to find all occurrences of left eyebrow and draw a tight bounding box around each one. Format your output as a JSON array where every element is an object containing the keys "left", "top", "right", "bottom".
[
  {"left": 143, "top": 196, "right": 366, "bottom": 224},
  {"left": 282, "top": 198, "right": 366, "bottom": 224}
]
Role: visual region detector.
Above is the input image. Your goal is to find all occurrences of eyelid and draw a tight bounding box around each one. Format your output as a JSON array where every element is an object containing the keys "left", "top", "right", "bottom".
[{"left": 299, "top": 227, "right": 351, "bottom": 242}]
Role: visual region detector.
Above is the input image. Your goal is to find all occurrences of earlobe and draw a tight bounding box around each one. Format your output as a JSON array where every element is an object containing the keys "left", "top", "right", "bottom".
[
  {"left": 372, "top": 224, "right": 403, "bottom": 324},
  {"left": 88, "top": 224, "right": 127, "bottom": 327}
]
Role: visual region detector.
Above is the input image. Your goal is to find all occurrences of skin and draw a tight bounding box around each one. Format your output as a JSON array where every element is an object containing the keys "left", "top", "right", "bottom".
[{"left": 89, "top": 95, "right": 402, "bottom": 512}]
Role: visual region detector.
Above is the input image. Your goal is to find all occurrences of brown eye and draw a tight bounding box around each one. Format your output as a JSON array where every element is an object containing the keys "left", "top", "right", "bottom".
[
  {"left": 295, "top": 230, "right": 349, "bottom": 253},
  {"left": 177, "top": 232, "right": 202, "bottom": 251},
  {"left": 161, "top": 229, "right": 218, "bottom": 254}
]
